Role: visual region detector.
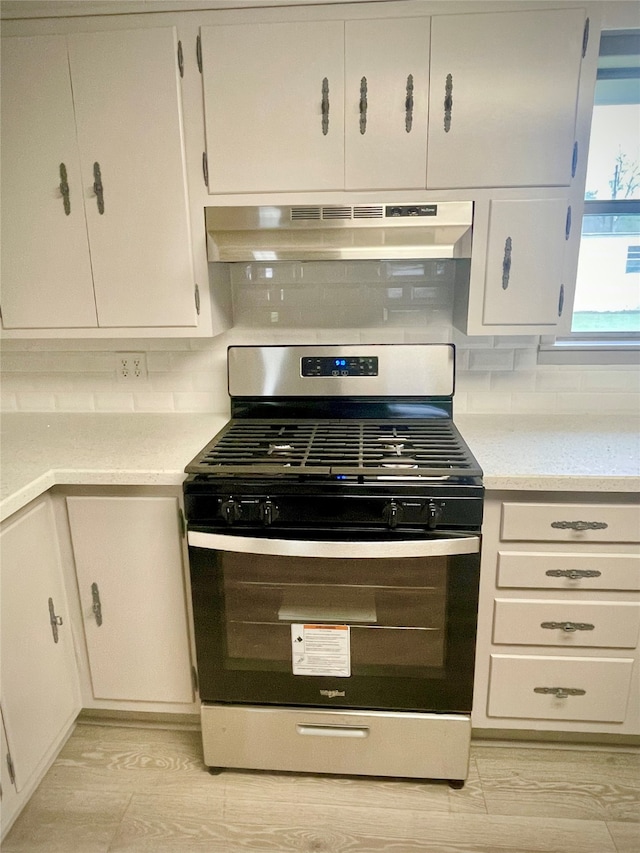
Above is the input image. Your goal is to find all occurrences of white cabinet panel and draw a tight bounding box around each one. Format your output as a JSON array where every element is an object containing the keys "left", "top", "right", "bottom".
[
  {"left": 344, "top": 17, "right": 429, "bottom": 190},
  {"left": 0, "top": 498, "right": 80, "bottom": 792},
  {"left": 201, "top": 21, "right": 344, "bottom": 194},
  {"left": 427, "top": 8, "right": 585, "bottom": 189},
  {"left": 482, "top": 198, "right": 568, "bottom": 326},
  {"left": 488, "top": 654, "right": 634, "bottom": 722},
  {"left": 67, "top": 28, "right": 196, "bottom": 328},
  {"left": 0, "top": 36, "right": 97, "bottom": 329},
  {"left": 497, "top": 551, "right": 640, "bottom": 591},
  {"left": 1, "top": 28, "right": 197, "bottom": 333},
  {"left": 66, "top": 496, "right": 193, "bottom": 704},
  {"left": 501, "top": 502, "right": 640, "bottom": 544},
  {"left": 493, "top": 599, "right": 640, "bottom": 649}
]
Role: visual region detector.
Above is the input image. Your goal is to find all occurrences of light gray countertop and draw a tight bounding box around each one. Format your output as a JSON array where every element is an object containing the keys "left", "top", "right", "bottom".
[{"left": 1, "top": 412, "right": 639, "bottom": 522}]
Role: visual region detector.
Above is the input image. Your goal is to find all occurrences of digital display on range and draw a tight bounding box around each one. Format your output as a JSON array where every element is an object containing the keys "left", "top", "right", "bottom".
[{"left": 301, "top": 356, "right": 379, "bottom": 377}]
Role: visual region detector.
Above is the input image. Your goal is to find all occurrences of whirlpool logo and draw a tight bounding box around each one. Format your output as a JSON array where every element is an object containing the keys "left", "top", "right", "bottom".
[{"left": 320, "top": 690, "right": 345, "bottom": 699}]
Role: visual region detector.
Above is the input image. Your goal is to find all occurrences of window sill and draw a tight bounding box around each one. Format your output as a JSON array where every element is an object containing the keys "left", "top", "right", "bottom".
[{"left": 538, "top": 336, "right": 640, "bottom": 365}]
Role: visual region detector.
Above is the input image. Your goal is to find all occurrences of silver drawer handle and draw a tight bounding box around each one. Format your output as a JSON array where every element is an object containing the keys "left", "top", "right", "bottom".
[
  {"left": 534, "top": 687, "right": 586, "bottom": 699},
  {"left": 550, "top": 520, "right": 608, "bottom": 531},
  {"left": 545, "top": 569, "right": 602, "bottom": 580},
  {"left": 540, "top": 621, "right": 595, "bottom": 632},
  {"left": 296, "top": 724, "right": 369, "bottom": 739}
]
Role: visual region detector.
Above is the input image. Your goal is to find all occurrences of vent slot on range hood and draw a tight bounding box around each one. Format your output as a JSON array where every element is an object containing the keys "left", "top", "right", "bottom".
[{"left": 206, "top": 202, "right": 472, "bottom": 262}]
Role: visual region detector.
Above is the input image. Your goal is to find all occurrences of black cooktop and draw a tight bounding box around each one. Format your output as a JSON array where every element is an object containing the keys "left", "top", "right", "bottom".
[{"left": 184, "top": 418, "right": 482, "bottom": 479}]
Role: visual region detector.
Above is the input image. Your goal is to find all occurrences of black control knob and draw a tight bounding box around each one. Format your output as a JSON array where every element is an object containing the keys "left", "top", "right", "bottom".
[
  {"left": 259, "top": 498, "right": 279, "bottom": 526},
  {"left": 383, "top": 500, "right": 402, "bottom": 529},
  {"left": 426, "top": 501, "right": 443, "bottom": 530},
  {"left": 220, "top": 497, "right": 241, "bottom": 525}
]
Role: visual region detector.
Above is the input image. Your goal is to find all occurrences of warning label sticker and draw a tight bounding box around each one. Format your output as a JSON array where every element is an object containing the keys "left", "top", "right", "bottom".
[{"left": 291, "top": 624, "right": 351, "bottom": 677}]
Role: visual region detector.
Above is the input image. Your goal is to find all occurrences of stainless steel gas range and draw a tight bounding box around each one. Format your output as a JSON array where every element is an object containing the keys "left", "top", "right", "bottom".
[{"left": 184, "top": 344, "right": 483, "bottom": 788}]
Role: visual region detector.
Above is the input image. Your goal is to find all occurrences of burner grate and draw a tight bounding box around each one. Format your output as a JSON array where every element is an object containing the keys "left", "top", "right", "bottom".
[{"left": 186, "top": 419, "right": 482, "bottom": 479}]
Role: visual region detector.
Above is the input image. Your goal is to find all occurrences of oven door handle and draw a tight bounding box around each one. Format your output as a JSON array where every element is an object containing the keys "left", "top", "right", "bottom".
[{"left": 187, "top": 531, "right": 480, "bottom": 558}]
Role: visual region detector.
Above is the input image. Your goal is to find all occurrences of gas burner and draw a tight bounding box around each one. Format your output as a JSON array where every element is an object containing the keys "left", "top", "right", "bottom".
[{"left": 380, "top": 458, "right": 419, "bottom": 468}]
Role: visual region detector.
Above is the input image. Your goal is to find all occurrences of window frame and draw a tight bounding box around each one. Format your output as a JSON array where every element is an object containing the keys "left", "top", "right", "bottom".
[{"left": 539, "top": 28, "right": 640, "bottom": 365}]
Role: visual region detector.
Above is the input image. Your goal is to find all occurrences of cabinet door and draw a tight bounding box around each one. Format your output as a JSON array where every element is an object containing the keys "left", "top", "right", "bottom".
[
  {"left": 67, "top": 28, "right": 197, "bottom": 328},
  {"left": 66, "top": 496, "right": 193, "bottom": 704},
  {"left": 201, "top": 21, "right": 344, "bottom": 193},
  {"left": 427, "top": 9, "right": 585, "bottom": 189},
  {"left": 345, "top": 18, "right": 430, "bottom": 190},
  {"left": 0, "top": 498, "right": 80, "bottom": 792},
  {"left": 0, "top": 36, "right": 97, "bottom": 329},
  {"left": 482, "top": 198, "right": 568, "bottom": 326}
]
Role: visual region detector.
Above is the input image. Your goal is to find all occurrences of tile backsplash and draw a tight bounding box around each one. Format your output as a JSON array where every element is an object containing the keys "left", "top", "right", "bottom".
[{"left": 2, "top": 261, "right": 638, "bottom": 415}]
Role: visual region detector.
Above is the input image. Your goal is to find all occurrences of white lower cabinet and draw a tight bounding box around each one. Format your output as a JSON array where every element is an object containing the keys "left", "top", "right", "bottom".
[
  {"left": 65, "top": 495, "right": 194, "bottom": 706},
  {"left": 488, "top": 655, "right": 634, "bottom": 723},
  {"left": 0, "top": 496, "right": 81, "bottom": 838},
  {"left": 473, "top": 493, "right": 640, "bottom": 737}
]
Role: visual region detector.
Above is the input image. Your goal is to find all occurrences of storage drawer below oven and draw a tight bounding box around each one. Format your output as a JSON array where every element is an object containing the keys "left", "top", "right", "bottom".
[
  {"left": 487, "top": 654, "right": 634, "bottom": 722},
  {"left": 201, "top": 703, "right": 471, "bottom": 781}
]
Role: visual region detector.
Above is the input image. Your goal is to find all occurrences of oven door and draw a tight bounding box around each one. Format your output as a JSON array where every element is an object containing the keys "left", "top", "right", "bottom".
[{"left": 188, "top": 530, "right": 480, "bottom": 713}]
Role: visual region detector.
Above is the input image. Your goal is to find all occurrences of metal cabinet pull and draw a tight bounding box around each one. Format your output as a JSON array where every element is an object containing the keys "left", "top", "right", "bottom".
[
  {"left": 48, "top": 597, "right": 63, "bottom": 644},
  {"left": 540, "top": 621, "right": 595, "bottom": 632},
  {"left": 501, "top": 237, "right": 512, "bottom": 290},
  {"left": 321, "top": 78, "right": 330, "bottom": 135},
  {"left": 59, "top": 163, "right": 70, "bottom": 215},
  {"left": 177, "top": 40, "right": 184, "bottom": 77},
  {"left": 558, "top": 284, "right": 565, "bottom": 318},
  {"left": 359, "top": 76, "right": 368, "bottom": 135},
  {"left": 534, "top": 686, "right": 586, "bottom": 699},
  {"left": 443, "top": 74, "right": 453, "bottom": 132},
  {"left": 551, "top": 520, "right": 608, "bottom": 531},
  {"left": 405, "top": 74, "right": 414, "bottom": 133},
  {"left": 565, "top": 205, "right": 572, "bottom": 239},
  {"left": 91, "top": 582, "right": 103, "bottom": 626},
  {"left": 571, "top": 141, "right": 579, "bottom": 178},
  {"left": 92, "top": 162, "right": 104, "bottom": 214},
  {"left": 545, "top": 569, "right": 602, "bottom": 580}
]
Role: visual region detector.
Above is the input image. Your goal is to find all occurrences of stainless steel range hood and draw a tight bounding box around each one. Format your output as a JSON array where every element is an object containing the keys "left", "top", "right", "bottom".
[{"left": 205, "top": 201, "right": 473, "bottom": 262}]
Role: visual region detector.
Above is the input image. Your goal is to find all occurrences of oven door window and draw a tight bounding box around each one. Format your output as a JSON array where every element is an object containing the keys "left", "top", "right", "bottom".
[
  {"left": 189, "top": 536, "right": 479, "bottom": 713},
  {"left": 223, "top": 554, "right": 447, "bottom": 674}
]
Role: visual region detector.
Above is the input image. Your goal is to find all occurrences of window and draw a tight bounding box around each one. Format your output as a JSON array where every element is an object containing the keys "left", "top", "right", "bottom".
[{"left": 540, "top": 29, "right": 640, "bottom": 362}]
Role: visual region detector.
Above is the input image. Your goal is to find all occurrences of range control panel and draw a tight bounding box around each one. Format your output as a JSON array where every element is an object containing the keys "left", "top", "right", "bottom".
[{"left": 301, "top": 356, "right": 379, "bottom": 377}]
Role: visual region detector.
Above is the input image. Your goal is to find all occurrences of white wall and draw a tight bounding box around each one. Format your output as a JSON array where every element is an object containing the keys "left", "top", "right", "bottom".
[{"left": 1, "top": 260, "right": 639, "bottom": 415}]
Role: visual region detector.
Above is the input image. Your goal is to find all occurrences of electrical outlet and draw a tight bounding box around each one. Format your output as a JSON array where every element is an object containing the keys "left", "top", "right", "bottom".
[{"left": 116, "top": 352, "right": 148, "bottom": 382}]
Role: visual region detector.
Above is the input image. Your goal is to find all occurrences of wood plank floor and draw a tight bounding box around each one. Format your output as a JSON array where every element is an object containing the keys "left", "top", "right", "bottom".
[{"left": 3, "top": 723, "right": 639, "bottom": 853}]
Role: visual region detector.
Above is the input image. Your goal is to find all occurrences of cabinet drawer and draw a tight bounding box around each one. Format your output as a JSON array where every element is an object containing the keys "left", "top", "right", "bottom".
[
  {"left": 493, "top": 599, "right": 640, "bottom": 648},
  {"left": 497, "top": 551, "right": 640, "bottom": 591},
  {"left": 501, "top": 503, "right": 640, "bottom": 543},
  {"left": 488, "top": 654, "right": 634, "bottom": 722}
]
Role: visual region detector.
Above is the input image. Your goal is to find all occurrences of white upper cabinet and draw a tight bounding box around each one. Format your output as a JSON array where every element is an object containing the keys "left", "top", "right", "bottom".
[
  {"left": 0, "top": 36, "right": 97, "bottom": 329},
  {"left": 201, "top": 16, "right": 430, "bottom": 194},
  {"left": 1, "top": 28, "right": 197, "bottom": 332},
  {"left": 67, "top": 29, "right": 196, "bottom": 328},
  {"left": 201, "top": 21, "right": 345, "bottom": 194},
  {"left": 482, "top": 198, "right": 569, "bottom": 326},
  {"left": 344, "top": 17, "right": 430, "bottom": 190},
  {"left": 427, "top": 8, "right": 586, "bottom": 189}
]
